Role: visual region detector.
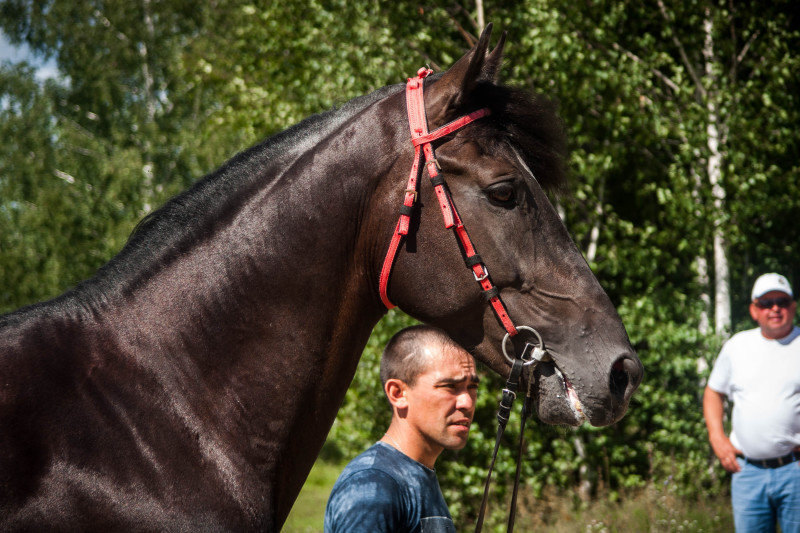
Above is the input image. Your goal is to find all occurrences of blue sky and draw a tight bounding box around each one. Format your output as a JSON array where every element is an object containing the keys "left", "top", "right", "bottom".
[{"left": 0, "top": 30, "right": 59, "bottom": 79}]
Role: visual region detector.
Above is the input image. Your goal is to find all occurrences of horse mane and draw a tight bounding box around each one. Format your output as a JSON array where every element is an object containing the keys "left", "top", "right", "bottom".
[
  {"left": 1, "top": 84, "right": 405, "bottom": 323},
  {"left": 119, "top": 83, "right": 405, "bottom": 268},
  {"left": 2, "top": 78, "right": 565, "bottom": 324}
]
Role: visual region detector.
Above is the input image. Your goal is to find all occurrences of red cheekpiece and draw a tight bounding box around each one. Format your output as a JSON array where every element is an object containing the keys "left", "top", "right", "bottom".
[{"left": 378, "top": 68, "right": 518, "bottom": 337}]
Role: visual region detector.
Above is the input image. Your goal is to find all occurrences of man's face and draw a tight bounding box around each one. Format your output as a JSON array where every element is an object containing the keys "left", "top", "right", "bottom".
[
  {"left": 749, "top": 290, "right": 797, "bottom": 339},
  {"left": 403, "top": 346, "right": 479, "bottom": 454}
]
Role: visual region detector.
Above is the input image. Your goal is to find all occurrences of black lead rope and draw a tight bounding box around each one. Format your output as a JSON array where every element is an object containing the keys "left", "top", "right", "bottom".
[
  {"left": 475, "top": 342, "right": 537, "bottom": 533},
  {"left": 507, "top": 367, "right": 534, "bottom": 532}
]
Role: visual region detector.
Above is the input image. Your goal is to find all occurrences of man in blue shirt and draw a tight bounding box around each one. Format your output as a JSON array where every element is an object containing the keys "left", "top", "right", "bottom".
[{"left": 325, "top": 325, "right": 480, "bottom": 533}]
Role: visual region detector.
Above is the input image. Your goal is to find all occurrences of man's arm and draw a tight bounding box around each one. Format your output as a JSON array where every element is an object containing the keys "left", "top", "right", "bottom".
[{"left": 703, "top": 386, "right": 742, "bottom": 473}]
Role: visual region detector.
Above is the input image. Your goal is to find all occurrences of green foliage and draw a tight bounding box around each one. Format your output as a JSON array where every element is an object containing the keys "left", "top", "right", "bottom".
[{"left": 0, "top": 62, "right": 136, "bottom": 308}]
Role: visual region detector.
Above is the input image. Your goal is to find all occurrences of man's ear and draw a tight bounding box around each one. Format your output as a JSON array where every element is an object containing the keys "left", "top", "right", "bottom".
[
  {"left": 749, "top": 302, "right": 759, "bottom": 322},
  {"left": 423, "top": 24, "right": 506, "bottom": 129},
  {"left": 385, "top": 379, "right": 408, "bottom": 409}
]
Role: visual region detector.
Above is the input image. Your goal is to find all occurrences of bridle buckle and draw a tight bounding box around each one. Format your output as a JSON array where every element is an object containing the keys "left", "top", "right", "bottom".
[{"left": 473, "top": 266, "right": 489, "bottom": 282}]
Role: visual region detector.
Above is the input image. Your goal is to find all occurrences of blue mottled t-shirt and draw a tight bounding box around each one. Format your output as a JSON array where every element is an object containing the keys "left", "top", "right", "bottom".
[{"left": 324, "top": 442, "right": 456, "bottom": 533}]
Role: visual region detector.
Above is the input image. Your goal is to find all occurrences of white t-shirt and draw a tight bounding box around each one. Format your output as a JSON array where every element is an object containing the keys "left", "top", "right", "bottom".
[{"left": 707, "top": 326, "right": 800, "bottom": 459}]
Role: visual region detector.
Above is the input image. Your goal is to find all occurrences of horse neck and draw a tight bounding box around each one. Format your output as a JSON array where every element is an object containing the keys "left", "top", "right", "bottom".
[
  {"left": 109, "top": 99, "right": 407, "bottom": 374},
  {"left": 137, "top": 94, "right": 410, "bottom": 519},
  {"left": 0, "top": 86, "right": 409, "bottom": 526},
  {"left": 72, "top": 86, "right": 405, "bottom": 476}
]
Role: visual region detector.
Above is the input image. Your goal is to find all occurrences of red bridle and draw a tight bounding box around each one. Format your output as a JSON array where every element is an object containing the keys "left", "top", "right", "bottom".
[{"left": 378, "top": 67, "right": 518, "bottom": 337}]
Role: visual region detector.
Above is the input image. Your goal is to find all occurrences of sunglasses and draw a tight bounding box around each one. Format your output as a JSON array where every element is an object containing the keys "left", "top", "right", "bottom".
[{"left": 754, "top": 297, "right": 794, "bottom": 309}]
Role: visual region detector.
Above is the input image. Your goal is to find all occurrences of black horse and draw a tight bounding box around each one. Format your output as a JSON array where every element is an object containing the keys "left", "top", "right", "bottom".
[{"left": 0, "top": 27, "right": 642, "bottom": 531}]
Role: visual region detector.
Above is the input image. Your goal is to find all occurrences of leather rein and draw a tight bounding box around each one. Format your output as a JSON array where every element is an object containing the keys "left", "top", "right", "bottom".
[{"left": 379, "top": 67, "right": 551, "bottom": 533}]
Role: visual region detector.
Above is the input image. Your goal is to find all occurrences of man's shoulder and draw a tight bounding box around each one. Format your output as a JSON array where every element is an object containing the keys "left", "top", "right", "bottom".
[
  {"left": 726, "top": 327, "right": 762, "bottom": 344},
  {"left": 720, "top": 327, "right": 769, "bottom": 354},
  {"left": 333, "top": 455, "right": 401, "bottom": 491},
  {"left": 325, "top": 466, "right": 402, "bottom": 533},
  {"left": 329, "top": 467, "right": 402, "bottom": 505},
  {"left": 324, "top": 444, "right": 417, "bottom": 533},
  {"left": 782, "top": 326, "right": 800, "bottom": 345},
  {"left": 331, "top": 443, "right": 423, "bottom": 495},
  {"left": 724, "top": 326, "right": 800, "bottom": 349}
]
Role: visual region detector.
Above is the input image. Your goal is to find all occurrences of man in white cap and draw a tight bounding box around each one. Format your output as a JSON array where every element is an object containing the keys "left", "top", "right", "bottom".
[{"left": 704, "top": 273, "right": 800, "bottom": 532}]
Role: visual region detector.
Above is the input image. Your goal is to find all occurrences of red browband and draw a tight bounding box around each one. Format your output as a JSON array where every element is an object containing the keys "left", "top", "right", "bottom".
[{"left": 378, "top": 67, "right": 518, "bottom": 337}]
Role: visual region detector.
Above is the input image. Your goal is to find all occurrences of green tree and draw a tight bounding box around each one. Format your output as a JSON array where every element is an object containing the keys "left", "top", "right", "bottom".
[
  {"left": 0, "top": 63, "right": 64, "bottom": 308},
  {"left": 0, "top": 60, "right": 140, "bottom": 308}
]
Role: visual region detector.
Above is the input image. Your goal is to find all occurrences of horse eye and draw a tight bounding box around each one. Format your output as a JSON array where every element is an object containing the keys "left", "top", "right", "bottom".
[{"left": 485, "top": 182, "right": 516, "bottom": 206}]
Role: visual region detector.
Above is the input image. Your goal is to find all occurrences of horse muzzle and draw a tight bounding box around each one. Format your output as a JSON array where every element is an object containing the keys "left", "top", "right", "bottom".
[{"left": 532, "top": 351, "right": 642, "bottom": 427}]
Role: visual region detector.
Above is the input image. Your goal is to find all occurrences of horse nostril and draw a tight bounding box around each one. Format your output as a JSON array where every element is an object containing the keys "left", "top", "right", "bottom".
[
  {"left": 609, "top": 363, "right": 628, "bottom": 399},
  {"left": 609, "top": 355, "right": 643, "bottom": 400}
]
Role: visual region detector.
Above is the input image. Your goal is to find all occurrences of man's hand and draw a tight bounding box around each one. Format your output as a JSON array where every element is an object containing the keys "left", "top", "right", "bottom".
[
  {"left": 703, "top": 386, "right": 742, "bottom": 473},
  {"left": 709, "top": 433, "right": 742, "bottom": 472}
]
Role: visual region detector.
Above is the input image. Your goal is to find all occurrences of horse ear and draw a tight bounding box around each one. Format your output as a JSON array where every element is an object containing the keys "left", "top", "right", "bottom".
[
  {"left": 424, "top": 24, "right": 506, "bottom": 128},
  {"left": 481, "top": 30, "right": 506, "bottom": 81}
]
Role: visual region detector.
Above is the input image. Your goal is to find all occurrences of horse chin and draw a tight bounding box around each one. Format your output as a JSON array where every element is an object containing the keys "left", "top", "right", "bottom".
[{"left": 533, "top": 361, "right": 587, "bottom": 427}]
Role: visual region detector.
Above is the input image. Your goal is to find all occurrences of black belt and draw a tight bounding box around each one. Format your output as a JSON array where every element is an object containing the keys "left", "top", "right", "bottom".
[{"left": 744, "top": 452, "right": 799, "bottom": 469}]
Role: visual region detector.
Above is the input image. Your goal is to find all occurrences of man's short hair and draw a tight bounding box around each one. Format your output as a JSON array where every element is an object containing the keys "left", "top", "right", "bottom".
[{"left": 380, "top": 325, "right": 465, "bottom": 388}]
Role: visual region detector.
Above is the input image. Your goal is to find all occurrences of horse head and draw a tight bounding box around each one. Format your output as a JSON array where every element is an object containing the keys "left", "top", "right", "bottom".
[{"left": 377, "top": 26, "right": 642, "bottom": 427}]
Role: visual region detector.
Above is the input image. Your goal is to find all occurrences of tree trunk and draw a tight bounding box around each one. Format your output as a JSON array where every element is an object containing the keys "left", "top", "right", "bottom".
[
  {"left": 691, "top": 167, "right": 711, "bottom": 338},
  {"left": 140, "top": 0, "right": 157, "bottom": 215},
  {"left": 703, "top": 10, "right": 731, "bottom": 337},
  {"left": 585, "top": 177, "right": 605, "bottom": 265},
  {"left": 572, "top": 435, "right": 591, "bottom": 501}
]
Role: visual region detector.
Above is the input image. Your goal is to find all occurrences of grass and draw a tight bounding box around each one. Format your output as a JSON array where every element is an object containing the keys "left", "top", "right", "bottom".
[
  {"left": 283, "top": 460, "right": 344, "bottom": 532},
  {"left": 282, "top": 459, "right": 734, "bottom": 532},
  {"left": 508, "top": 485, "right": 734, "bottom": 532}
]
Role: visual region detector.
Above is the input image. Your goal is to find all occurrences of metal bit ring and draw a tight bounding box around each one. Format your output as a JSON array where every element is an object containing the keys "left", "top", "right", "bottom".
[{"left": 502, "top": 326, "right": 547, "bottom": 366}]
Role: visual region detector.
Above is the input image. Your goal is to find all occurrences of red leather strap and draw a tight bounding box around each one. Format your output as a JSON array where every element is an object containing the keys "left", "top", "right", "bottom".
[
  {"left": 379, "top": 219, "right": 405, "bottom": 309},
  {"left": 453, "top": 222, "right": 518, "bottom": 335},
  {"left": 378, "top": 69, "right": 431, "bottom": 309},
  {"left": 412, "top": 108, "right": 491, "bottom": 147},
  {"left": 379, "top": 67, "right": 518, "bottom": 337}
]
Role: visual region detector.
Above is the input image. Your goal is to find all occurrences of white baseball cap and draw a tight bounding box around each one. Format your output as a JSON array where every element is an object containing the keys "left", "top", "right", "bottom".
[{"left": 751, "top": 273, "right": 793, "bottom": 300}]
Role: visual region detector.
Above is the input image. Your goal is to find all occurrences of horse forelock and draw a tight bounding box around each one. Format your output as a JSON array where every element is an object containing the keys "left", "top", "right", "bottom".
[{"left": 465, "top": 82, "right": 568, "bottom": 195}]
